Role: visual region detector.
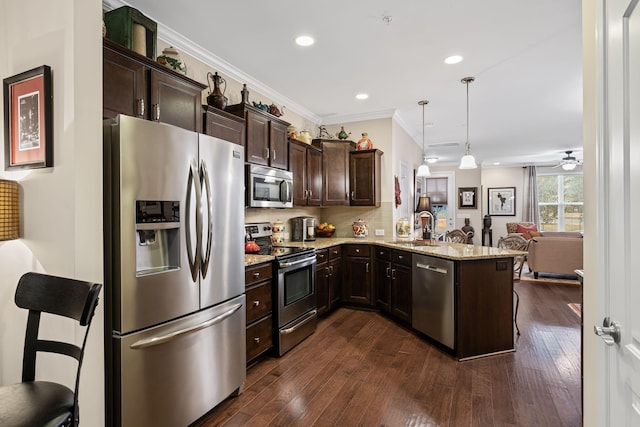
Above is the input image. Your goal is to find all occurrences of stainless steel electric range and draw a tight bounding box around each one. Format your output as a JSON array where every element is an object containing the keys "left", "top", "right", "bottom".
[{"left": 245, "top": 223, "right": 317, "bottom": 356}]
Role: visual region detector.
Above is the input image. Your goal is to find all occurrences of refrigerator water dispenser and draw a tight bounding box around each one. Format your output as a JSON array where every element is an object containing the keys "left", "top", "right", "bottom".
[{"left": 135, "top": 200, "right": 180, "bottom": 276}]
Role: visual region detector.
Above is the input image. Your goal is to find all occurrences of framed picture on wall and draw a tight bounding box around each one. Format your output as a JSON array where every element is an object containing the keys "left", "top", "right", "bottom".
[
  {"left": 488, "top": 187, "right": 516, "bottom": 216},
  {"left": 3, "top": 65, "right": 53, "bottom": 170},
  {"left": 458, "top": 187, "right": 477, "bottom": 209}
]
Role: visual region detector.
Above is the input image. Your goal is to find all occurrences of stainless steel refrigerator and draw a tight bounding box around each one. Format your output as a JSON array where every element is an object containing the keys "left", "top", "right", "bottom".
[{"left": 103, "top": 115, "right": 246, "bottom": 427}]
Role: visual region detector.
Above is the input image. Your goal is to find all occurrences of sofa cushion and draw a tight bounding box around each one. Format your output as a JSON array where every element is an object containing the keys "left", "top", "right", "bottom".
[
  {"left": 516, "top": 223, "right": 538, "bottom": 239},
  {"left": 529, "top": 230, "right": 542, "bottom": 238}
]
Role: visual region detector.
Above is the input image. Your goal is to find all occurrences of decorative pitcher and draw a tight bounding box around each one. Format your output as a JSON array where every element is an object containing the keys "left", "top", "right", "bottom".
[{"left": 206, "top": 72, "right": 228, "bottom": 110}]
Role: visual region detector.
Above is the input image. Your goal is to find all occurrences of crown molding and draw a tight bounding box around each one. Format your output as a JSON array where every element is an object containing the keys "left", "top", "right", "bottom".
[
  {"left": 103, "top": 0, "right": 320, "bottom": 124},
  {"left": 320, "top": 108, "right": 397, "bottom": 126}
]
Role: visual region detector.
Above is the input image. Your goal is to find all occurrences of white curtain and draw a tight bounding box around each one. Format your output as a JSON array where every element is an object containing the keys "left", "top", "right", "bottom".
[{"left": 523, "top": 166, "right": 540, "bottom": 225}]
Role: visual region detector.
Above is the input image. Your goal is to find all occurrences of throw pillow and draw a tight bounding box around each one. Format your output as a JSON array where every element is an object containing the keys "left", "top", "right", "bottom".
[
  {"left": 517, "top": 223, "right": 538, "bottom": 239},
  {"left": 529, "top": 230, "right": 541, "bottom": 238}
]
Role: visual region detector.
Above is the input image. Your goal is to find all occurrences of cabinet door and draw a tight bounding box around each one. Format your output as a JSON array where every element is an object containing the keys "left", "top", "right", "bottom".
[
  {"left": 343, "top": 256, "right": 373, "bottom": 305},
  {"left": 350, "top": 150, "right": 381, "bottom": 206},
  {"left": 203, "top": 108, "right": 245, "bottom": 146},
  {"left": 307, "top": 148, "right": 323, "bottom": 206},
  {"left": 103, "top": 46, "right": 147, "bottom": 120},
  {"left": 269, "top": 120, "right": 288, "bottom": 170},
  {"left": 289, "top": 142, "right": 307, "bottom": 206},
  {"left": 315, "top": 262, "right": 329, "bottom": 316},
  {"left": 328, "top": 257, "right": 342, "bottom": 309},
  {"left": 375, "top": 258, "right": 391, "bottom": 312},
  {"left": 391, "top": 263, "right": 412, "bottom": 323},
  {"left": 245, "top": 110, "right": 269, "bottom": 165},
  {"left": 322, "top": 143, "right": 350, "bottom": 205},
  {"left": 150, "top": 71, "right": 203, "bottom": 132}
]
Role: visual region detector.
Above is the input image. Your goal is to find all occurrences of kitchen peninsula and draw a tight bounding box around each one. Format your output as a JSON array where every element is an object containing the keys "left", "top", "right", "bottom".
[{"left": 246, "top": 239, "right": 525, "bottom": 361}]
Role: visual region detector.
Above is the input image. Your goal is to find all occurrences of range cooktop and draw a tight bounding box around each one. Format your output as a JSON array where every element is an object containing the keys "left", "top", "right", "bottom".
[{"left": 245, "top": 222, "right": 314, "bottom": 259}]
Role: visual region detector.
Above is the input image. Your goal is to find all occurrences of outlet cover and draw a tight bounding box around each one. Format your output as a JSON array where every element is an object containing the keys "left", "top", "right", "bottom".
[{"left": 375, "top": 229, "right": 385, "bottom": 236}]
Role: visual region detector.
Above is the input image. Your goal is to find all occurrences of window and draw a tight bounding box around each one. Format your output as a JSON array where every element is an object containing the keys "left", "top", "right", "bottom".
[{"left": 537, "top": 173, "right": 583, "bottom": 232}]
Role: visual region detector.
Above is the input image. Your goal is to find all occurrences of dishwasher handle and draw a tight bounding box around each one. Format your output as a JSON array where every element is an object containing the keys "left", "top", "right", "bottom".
[{"left": 415, "top": 262, "right": 448, "bottom": 275}]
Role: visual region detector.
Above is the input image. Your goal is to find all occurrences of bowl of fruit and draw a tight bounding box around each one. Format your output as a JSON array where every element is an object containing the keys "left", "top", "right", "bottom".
[{"left": 316, "top": 222, "right": 336, "bottom": 237}]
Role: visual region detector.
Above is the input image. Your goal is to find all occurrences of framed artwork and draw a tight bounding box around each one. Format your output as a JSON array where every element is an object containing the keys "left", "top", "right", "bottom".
[
  {"left": 488, "top": 187, "right": 516, "bottom": 216},
  {"left": 3, "top": 65, "right": 53, "bottom": 170},
  {"left": 458, "top": 187, "right": 477, "bottom": 209}
]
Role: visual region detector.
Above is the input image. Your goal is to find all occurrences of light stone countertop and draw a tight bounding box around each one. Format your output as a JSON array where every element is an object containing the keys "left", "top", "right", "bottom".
[{"left": 245, "top": 237, "right": 526, "bottom": 266}]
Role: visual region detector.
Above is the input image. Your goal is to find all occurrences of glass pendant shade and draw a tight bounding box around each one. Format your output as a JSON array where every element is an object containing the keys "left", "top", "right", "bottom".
[
  {"left": 459, "top": 154, "right": 477, "bottom": 169},
  {"left": 416, "top": 161, "right": 431, "bottom": 177}
]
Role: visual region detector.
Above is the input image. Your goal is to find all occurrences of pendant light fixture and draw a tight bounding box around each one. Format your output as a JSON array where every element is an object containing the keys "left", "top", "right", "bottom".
[
  {"left": 459, "top": 77, "right": 477, "bottom": 169},
  {"left": 416, "top": 100, "right": 431, "bottom": 177}
]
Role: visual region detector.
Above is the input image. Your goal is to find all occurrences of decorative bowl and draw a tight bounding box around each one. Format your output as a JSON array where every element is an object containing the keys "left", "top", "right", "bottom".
[{"left": 315, "top": 228, "right": 335, "bottom": 238}]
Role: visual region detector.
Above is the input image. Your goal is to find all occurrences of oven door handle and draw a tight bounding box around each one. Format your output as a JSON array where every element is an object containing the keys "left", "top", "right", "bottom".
[
  {"left": 281, "top": 309, "right": 318, "bottom": 335},
  {"left": 279, "top": 255, "right": 317, "bottom": 268}
]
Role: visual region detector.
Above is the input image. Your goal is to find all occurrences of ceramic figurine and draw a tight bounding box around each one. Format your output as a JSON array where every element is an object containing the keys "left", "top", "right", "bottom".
[{"left": 357, "top": 132, "right": 373, "bottom": 150}]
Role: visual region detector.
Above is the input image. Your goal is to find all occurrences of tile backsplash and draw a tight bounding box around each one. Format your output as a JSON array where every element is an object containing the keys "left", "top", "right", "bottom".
[{"left": 244, "top": 203, "right": 393, "bottom": 240}]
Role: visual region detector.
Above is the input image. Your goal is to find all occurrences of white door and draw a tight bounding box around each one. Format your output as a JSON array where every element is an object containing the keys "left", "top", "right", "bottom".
[{"left": 586, "top": 0, "right": 640, "bottom": 425}]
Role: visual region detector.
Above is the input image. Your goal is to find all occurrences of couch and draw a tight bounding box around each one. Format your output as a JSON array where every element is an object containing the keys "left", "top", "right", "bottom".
[{"left": 526, "top": 232, "right": 583, "bottom": 278}]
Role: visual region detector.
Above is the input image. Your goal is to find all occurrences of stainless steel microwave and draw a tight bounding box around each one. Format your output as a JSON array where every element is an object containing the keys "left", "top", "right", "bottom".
[{"left": 246, "top": 164, "right": 293, "bottom": 208}]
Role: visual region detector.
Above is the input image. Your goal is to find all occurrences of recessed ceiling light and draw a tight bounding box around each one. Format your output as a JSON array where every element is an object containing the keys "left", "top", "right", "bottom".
[
  {"left": 493, "top": 162, "right": 501, "bottom": 166},
  {"left": 426, "top": 157, "right": 439, "bottom": 164},
  {"left": 444, "top": 55, "right": 463, "bottom": 64},
  {"left": 355, "top": 93, "right": 369, "bottom": 100},
  {"left": 295, "top": 35, "right": 314, "bottom": 47}
]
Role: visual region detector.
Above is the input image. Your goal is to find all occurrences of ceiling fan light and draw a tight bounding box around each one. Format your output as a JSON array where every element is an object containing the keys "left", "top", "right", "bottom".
[
  {"left": 417, "top": 163, "right": 431, "bottom": 177},
  {"left": 562, "top": 162, "right": 577, "bottom": 171},
  {"left": 459, "top": 154, "right": 477, "bottom": 169}
]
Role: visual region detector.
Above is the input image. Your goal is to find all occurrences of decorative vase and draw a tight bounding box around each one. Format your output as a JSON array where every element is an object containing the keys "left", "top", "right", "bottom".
[
  {"left": 337, "top": 126, "right": 350, "bottom": 140},
  {"left": 157, "top": 46, "right": 186, "bottom": 75},
  {"left": 272, "top": 219, "right": 285, "bottom": 244},
  {"left": 396, "top": 218, "right": 410, "bottom": 239},
  {"left": 206, "top": 72, "right": 228, "bottom": 109}
]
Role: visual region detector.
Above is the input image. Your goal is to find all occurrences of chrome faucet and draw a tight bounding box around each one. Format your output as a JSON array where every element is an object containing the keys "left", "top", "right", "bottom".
[{"left": 416, "top": 210, "right": 436, "bottom": 245}]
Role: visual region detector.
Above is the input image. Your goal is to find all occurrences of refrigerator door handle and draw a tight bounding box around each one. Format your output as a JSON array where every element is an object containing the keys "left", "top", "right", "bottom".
[
  {"left": 129, "top": 303, "right": 243, "bottom": 349},
  {"left": 186, "top": 159, "right": 203, "bottom": 282},
  {"left": 199, "top": 160, "right": 213, "bottom": 279}
]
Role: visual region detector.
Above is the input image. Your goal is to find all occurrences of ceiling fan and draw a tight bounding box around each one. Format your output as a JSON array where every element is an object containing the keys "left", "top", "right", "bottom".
[{"left": 555, "top": 151, "right": 582, "bottom": 170}]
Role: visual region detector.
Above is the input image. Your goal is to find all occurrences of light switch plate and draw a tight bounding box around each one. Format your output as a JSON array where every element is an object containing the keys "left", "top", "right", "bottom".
[{"left": 375, "top": 229, "right": 384, "bottom": 236}]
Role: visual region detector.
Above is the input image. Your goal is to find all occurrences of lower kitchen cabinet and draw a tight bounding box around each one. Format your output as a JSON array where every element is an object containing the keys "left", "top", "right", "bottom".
[
  {"left": 315, "top": 245, "right": 342, "bottom": 316},
  {"left": 375, "top": 247, "right": 411, "bottom": 324},
  {"left": 245, "top": 262, "right": 273, "bottom": 365},
  {"left": 342, "top": 244, "right": 374, "bottom": 307}
]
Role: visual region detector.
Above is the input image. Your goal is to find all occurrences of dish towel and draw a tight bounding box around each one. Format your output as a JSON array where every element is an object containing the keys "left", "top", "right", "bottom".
[{"left": 394, "top": 175, "right": 401, "bottom": 207}]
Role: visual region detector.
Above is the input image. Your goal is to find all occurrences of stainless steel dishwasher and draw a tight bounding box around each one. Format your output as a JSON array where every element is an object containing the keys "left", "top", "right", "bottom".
[{"left": 412, "top": 254, "right": 455, "bottom": 349}]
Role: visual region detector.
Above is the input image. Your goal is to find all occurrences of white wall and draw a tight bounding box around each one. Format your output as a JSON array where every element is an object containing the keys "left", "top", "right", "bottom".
[
  {"left": 0, "top": 0, "right": 104, "bottom": 425},
  {"left": 481, "top": 166, "right": 526, "bottom": 245}
]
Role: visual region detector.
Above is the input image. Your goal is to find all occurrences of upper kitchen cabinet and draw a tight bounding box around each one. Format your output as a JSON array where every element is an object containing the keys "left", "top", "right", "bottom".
[
  {"left": 226, "top": 103, "right": 290, "bottom": 170},
  {"left": 349, "top": 149, "right": 383, "bottom": 207},
  {"left": 202, "top": 105, "right": 245, "bottom": 146},
  {"left": 103, "top": 39, "right": 206, "bottom": 132},
  {"left": 289, "top": 139, "right": 322, "bottom": 206},
  {"left": 312, "top": 139, "right": 355, "bottom": 206}
]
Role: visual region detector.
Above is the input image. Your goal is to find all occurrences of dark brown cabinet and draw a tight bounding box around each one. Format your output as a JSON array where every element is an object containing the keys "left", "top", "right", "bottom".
[
  {"left": 226, "top": 103, "right": 290, "bottom": 169},
  {"left": 245, "top": 262, "right": 273, "bottom": 365},
  {"left": 456, "top": 258, "right": 514, "bottom": 359},
  {"left": 342, "top": 244, "right": 374, "bottom": 306},
  {"left": 312, "top": 139, "right": 355, "bottom": 206},
  {"left": 316, "top": 246, "right": 342, "bottom": 316},
  {"left": 202, "top": 105, "right": 245, "bottom": 146},
  {"left": 350, "top": 149, "right": 383, "bottom": 206},
  {"left": 103, "top": 39, "right": 205, "bottom": 132},
  {"left": 375, "top": 247, "right": 411, "bottom": 324},
  {"left": 289, "top": 139, "right": 322, "bottom": 206}
]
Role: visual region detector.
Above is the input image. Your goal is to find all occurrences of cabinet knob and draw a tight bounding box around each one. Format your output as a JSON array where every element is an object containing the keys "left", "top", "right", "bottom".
[
  {"left": 253, "top": 337, "right": 260, "bottom": 344},
  {"left": 253, "top": 300, "right": 260, "bottom": 307},
  {"left": 355, "top": 248, "right": 360, "bottom": 253},
  {"left": 253, "top": 272, "right": 260, "bottom": 278}
]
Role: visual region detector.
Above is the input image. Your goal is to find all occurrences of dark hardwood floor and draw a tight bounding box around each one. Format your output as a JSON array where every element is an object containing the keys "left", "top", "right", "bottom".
[{"left": 196, "top": 280, "right": 582, "bottom": 427}]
